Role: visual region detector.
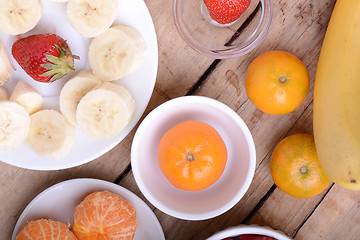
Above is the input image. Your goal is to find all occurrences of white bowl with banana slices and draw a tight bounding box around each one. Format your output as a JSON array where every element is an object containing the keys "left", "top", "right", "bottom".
[{"left": 0, "top": 0, "right": 158, "bottom": 170}]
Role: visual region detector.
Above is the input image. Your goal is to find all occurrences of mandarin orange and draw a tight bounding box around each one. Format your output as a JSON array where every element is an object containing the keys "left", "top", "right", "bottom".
[
  {"left": 158, "top": 121, "right": 227, "bottom": 191},
  {"left": 73, "top": 191, "right": 138, "bottom": 240},
  {"left": 15, "top": 218, "right": 77, "bottom": 240},
  {"left": 245, "top": 51, "right": 309, "bottom": 115},
  {"left": 270, "top": 133, "right": 331, "bottom": 198}
]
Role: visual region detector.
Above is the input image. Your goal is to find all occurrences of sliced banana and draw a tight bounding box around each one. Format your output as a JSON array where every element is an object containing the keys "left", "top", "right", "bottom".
[
  {"left": 76, "top": 83, "right": 135, "bottom": 139},
  {"left": 113, "top": 24, "right": 148, "bottom": 73},
  {"left": 89, "top": 25, "right": 148, "bottom": 81},
  {"left": 26, "top": 110, "right": 76, "bottom": 160},
  {"left": 0, "top": 86, "right": 9, "bottom": 101},
  {"left": 0, "top": 40, "right": 12, "bottom": 85},
  {"left": 0, "top": 101, "right": 30, "bottom": 150},
  {"left": 67, "top": 0, "right": 119, "bottom": 37},
  {"left": 10, "top": 81, "right": 42, "bottom": 115},
  {"left": 60, "top": 70, "right": 102, "bottom": 125},
  {"left": 0, "top": 0, "right": 43, "bottom": 35}
]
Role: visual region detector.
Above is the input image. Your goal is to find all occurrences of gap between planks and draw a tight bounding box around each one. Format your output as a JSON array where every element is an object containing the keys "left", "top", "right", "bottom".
[
  {"left": 113, "top": 2, "right": 338, "bottom": 238},
  {"left": 236, "top": 46, "right": 332, "bottom": 235},
  {"left": 107, "top": 2, "right": 336, "bottom": 234},
  {"left": 112, "top": 2, "right": 262, "bottom": 184},
  {"left": 239, "top": 97, "right": 334, "bottom": 238},
  {"left": 292, "top": 183, "right": 334, "bottom": 238}
]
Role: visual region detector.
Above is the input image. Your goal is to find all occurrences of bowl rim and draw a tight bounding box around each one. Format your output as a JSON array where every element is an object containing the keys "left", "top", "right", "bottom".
[
  {"left": 131, "top": 96, "right": 256, "bottom": 220},
  {"left": 11, "top": 178, "right": 166, "bottom": 240},
  {"left": 173, "top": 0, "right": 273, "bottom": 59},
  {"left": 206, "top": 224, "right": 293, "bottom": 240}
]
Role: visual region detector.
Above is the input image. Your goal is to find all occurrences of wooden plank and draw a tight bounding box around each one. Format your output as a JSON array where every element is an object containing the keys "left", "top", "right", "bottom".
[
  {"left": 123, "top": 0, "right": 336, "bottom": 239},
  {"left": 145, "top": 0, "right": 217, "bottom": 98},
  {"left": 295, "top": 185, "right": 360, "bottom": 240},
  {"left": 248, "top": 184, "right": 334, "bottom": 237},
  {"left": 0, "top": 0, "right": 342, "bottom": 240},
  {"left": 0, "top": 0, "right": 220, "bottom": 238},
  {"left": 244, "top": 103, "right": 335, "bottom": 237}
]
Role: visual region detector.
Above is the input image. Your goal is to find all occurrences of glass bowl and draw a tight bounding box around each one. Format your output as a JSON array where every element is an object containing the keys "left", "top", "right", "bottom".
[{"left": 173, "top": 0, "right": 272, "bottom": 58}]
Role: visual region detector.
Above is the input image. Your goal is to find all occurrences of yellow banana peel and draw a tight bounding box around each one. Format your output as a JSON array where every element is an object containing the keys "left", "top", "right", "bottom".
[{"left": 314, "top": 0, "right": 360, "bottom": 190}]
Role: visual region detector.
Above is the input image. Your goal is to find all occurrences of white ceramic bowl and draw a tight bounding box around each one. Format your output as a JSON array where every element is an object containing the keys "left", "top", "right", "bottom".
[
  {"left": 131, "top": 96, "right": 256, "bottom": 220},
  {"left": 206, "top": 224, "right": 292, "bottom": 240}
]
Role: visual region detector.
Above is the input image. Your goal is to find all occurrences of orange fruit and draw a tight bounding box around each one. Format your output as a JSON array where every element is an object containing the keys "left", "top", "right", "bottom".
[
  {"left": 15, "top": 219, "right": 77, "bottom": 240},
  {"left": 270, "top": 133, "right": 331, "bottom": 198},
  {"left": 73, "top": 191, "right": 138, "bottom": 240},
  {"left": 158, "top": 121, "right": 227, "bottom": 191},
  {"left": 245, "top": 50, "right": 310, "bottom": 115}
]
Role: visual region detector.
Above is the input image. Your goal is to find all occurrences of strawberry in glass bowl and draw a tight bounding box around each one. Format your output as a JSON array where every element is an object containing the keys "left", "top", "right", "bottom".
[
  {"left": 173, "top": 0, "right": 272, "bottom": 58},
  {"left": 203, "top": 0, "right": 251, "bottom": 25}
]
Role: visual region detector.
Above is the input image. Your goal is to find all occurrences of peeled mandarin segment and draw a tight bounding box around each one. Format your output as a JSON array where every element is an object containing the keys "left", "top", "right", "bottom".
[
  {"left": 73, "top": 191, "right": 138, "bottom": 240},
  {"left": 158, "top": 121, "right": 227, "bottom": 191},
  {"left": 15, "top": 219, "right": 77, "bottom": 240}
]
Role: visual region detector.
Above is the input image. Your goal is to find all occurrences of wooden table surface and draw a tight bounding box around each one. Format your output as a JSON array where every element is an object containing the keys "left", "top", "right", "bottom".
[{"left": 2, "top": 0, "right": 360, "bottom": 239}]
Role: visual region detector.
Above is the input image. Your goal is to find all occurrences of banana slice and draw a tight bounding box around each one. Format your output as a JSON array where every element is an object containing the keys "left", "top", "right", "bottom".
[
  {"left": 76, "top": 82, "right": 135, "bottom": 139},
  {"left": 67, "top": 0, "right": 119, "bottom": 37},
  {"left": 0, "top": 0, "right": 43, "bottom": 35},
  {"left": 0, "top": 86, "right": 9, "bottom": 101},
  {"left": 88, "top": 25, "right": 148, "bottom": 81},
  {"left": 0, "top": 101, "right": 30, "bottom": 150},
  {"left": 60, "top": 70, "right": 102, "bottom": 125},
  {"left": 10, "top": 81, "right": 42, "bottom": 115},
  {"left": 113, "top": 24, "right": 148, "bottom": 71},
  {"left": 26, "top": 110, "right": 76, "bottom": 160},
  {"left": 0, "top": 40, "right": 12, "bottom": 85}
]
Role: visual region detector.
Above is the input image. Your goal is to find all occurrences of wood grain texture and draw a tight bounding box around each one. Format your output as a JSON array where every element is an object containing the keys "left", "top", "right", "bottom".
[
  {"left": 246, "top": 103, "right": 334, "bottom": 237},
  {"left": 131, "top": 0, "right": 337, "bottom": 239},
  {"left": 295, "top": 185, "right": 360, "bottom": 240},
  {"left": 119, "top": 1, "right": 338, "bottom": 239},
  {"left": 185, "top": 1, "right": 337, "bottom": 239},
  {"left": 0, "top": 0, "right": 214, "bottom": 239},
  {"left": 3, "top": 0, "right": 357, "bottom": 240}
]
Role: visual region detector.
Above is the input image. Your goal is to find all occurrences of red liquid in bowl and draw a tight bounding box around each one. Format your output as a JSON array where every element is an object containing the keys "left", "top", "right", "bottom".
[{"left": 223, "top": 234, "right": 277, "bottom": 240}]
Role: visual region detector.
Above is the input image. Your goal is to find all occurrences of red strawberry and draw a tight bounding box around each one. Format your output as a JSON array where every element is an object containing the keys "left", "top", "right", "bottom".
[
  {"left": 203, "top": 0, "right": 251, "bottom": 24},
  {"left": 12, "top": 34, "right": 78, "bottom": 83}
]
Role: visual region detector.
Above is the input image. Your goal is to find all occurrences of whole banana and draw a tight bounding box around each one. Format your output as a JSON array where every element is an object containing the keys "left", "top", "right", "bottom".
[{"left": 314, "top": 0, "right": 360, "bottom": 190}]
